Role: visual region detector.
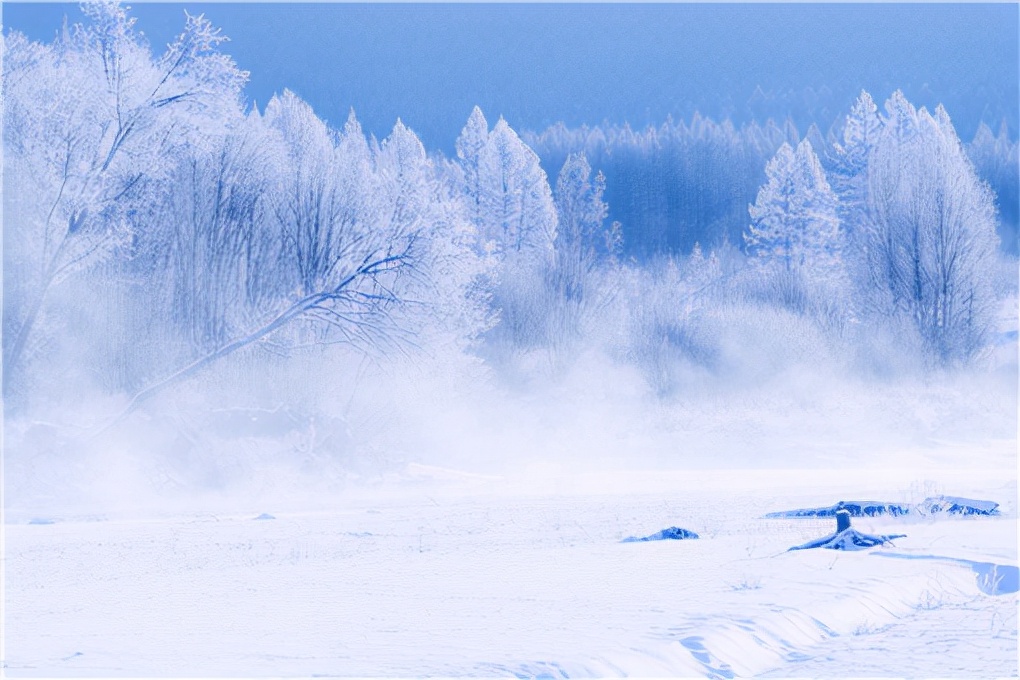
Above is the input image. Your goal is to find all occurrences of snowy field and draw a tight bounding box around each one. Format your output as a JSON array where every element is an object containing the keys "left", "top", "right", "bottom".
[{"left": 5, "top": 467, "right": 1017, "bottom": 678}]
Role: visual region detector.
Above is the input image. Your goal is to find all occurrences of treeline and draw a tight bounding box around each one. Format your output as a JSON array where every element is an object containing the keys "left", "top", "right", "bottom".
[
  {"left": 525, "top": 112, "right": 1018, "bottom": 257},
  {"left": 1, "top": 4, "right": 612, "bottom": 411},
  {"left": 2, "top": 3, "right": 1015, "bottom": 424}
]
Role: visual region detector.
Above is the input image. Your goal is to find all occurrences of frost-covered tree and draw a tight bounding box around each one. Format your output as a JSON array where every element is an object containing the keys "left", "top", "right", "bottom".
[
  {"left": 831, "top": 92, "right": 882, "bottom": 235},
  {"left": 552, "top": 152, "right": 614, "bottom": 302},
  {"left": 685, "top": 242, "right": 723, "bottom": 293},
  {"left": 542, "top": 152, "right": 623, "bottom": 347},
  {"left": 454, "top": 106, "right": 490, "bottom": 234},
  {"left": 148, "top": 111, "right": 282, "bottom": 359},
  {"left": 863, "top": 95, "right": 1000, "bottom": 361},
  {"left": 2, "top": 1, "right": 247, "bottom": 394},
  {"left": 452, "top": 108, "right": 558, "bottom": 353},
  {"left": 264, "top": 91, "right": 353, "bottom": 302},
  {"left": 123, "top": 103, "right": 486, "bottom": 412},
  {"left": 483, "top": 119, "right": 558, "bottom": 260},
  {"left": 745, "top": 139, "right": 845, "bottom": 289},
  {"left": 371, "top": 117, "right": 490, "bottom": 348},
  {"left": 968, "top": 121, "right": 1019, "bottom": 255},
  {"left": 827, "top": 90, "right": 886, "bottom": 303},
  {"left": 453, "top": 108, "right": 557, "bottom": 261}
]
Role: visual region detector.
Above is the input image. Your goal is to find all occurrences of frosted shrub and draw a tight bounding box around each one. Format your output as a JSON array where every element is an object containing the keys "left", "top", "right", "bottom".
[
  {"left": 487, "top": 264, "right": 556, "bottom": 354},
  {"left": 624, "top": 255, "right": 721, "bottom": 396},
  {"left": 734, "top": 267, "right": 811, "bottom": 316}
]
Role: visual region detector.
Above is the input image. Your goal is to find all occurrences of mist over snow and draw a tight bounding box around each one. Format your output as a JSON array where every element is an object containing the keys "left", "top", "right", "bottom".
[{"left": 2, "top": 4, "right": 1017, "bottom": 678}]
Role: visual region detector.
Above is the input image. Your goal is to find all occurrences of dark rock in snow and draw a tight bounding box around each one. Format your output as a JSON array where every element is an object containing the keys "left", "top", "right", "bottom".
[
  {"left": 621, "top": 526, "right": 699, "bottom": 543},
  {"left": 254, "top": 513, "right": 276, "bottom": 520}
]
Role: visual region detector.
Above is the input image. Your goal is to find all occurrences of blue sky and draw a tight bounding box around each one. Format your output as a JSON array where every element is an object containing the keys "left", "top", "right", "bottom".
[{"left": 4, "top": 3, "right": 1018, "bottom": 152}]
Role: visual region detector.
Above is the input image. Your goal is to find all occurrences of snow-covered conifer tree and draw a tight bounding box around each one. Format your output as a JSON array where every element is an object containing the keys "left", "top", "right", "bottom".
[
  {"left": 481, "top": 118, "right": 558, "bottom": 261},
  {"left": 746, "top": 139, "right": 845, "bottom": 290},
  {"left": 454, "top": 106, "right": 490, "bottom": 235},
  {"left": 452, "top": 109, "right": 559, "bottom": 352},
  {"left": 831, "top": 91, "right": 882, "bottom": 230},
  {"left": 454, "top": 109, "right": 558, "bottom": 261}
]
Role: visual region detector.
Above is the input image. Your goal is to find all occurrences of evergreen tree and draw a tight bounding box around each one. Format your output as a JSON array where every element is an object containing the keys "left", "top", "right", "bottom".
[
  {"left": 453, "top": 109, "right": 557, "bottom": 262},
  {"left": 745, "top": 139, "right": 844, "bottom": 289},
  {"left": 454, "top": 106, "right": 490, "bottom": 235},
  {"left": 483, "top": 118, "right": 558, "bottom": 260},
  {"left": 452, "top": 108, "right": 559, "bottom": 352},
  {"left": 831, "top": 91, "right": 882, "bottom": 228}
]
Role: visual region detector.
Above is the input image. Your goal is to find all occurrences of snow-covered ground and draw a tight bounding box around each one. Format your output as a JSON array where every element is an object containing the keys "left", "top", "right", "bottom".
[{"left": 4, "top": 467, "right": 1016, "bottom": 677}]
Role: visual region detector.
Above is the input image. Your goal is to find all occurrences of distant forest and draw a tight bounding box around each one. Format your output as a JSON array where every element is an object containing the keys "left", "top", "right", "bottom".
[{"left": 525, "top": 114, "right": 1018, "bottom": 258}]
